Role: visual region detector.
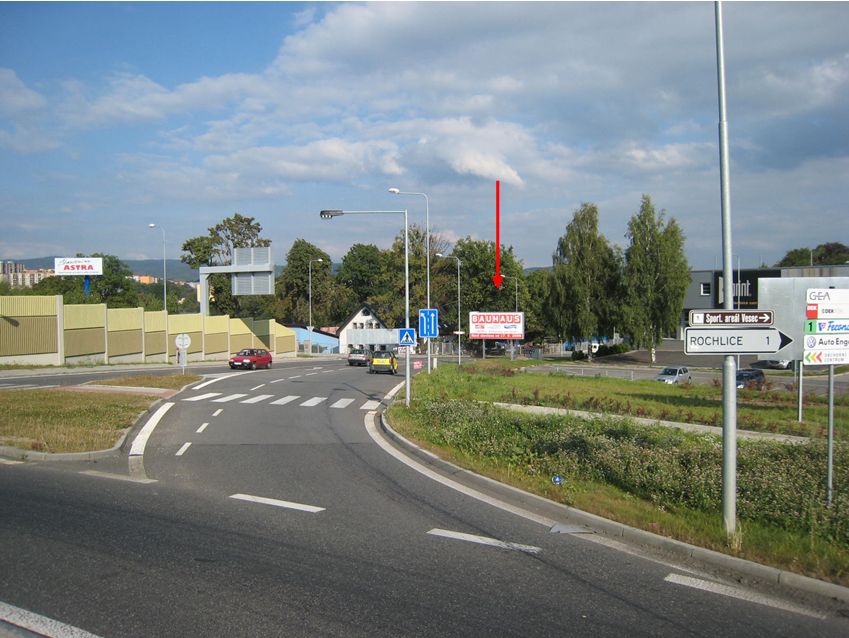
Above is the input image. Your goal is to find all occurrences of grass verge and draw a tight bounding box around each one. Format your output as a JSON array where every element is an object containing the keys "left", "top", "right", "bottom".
[{"left": 94, "top": 373, "right": 202, "bottom": 390}]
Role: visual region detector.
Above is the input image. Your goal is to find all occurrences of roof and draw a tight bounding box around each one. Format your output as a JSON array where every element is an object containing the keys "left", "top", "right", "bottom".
[{"left": 338, "top": 304, "right": 389, "bottom": 332}]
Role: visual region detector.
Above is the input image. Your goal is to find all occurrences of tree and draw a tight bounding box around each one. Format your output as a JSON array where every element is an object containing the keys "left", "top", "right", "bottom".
[
  {"left": 181, "top": 213, "right": 273, "bottom": 317},
  {"left": 775, "top": 242, "right": 849, "bottom": 267},
  {"left": 273, "top": 239, "right": 345, "bottom": 326},
  {"left": 551, "top": 203, "right": 621, "bottom": 342},
  {"left": 30, "top": 253, "right": 139, "bottom": 308},
  {"left": 622, "top": 195, "right": 690, "bottom": 362},
  {"left": 523, "top": 268, "right": 553, "bottom": 343},
  {"left": 336, "top": 244, "right": 386, "bottom": 304}
]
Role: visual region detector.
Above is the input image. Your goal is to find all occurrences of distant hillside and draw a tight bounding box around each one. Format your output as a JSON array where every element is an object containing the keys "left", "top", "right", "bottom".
[{"left": 12, "top": 257, "right": 199, "bottom": 282}]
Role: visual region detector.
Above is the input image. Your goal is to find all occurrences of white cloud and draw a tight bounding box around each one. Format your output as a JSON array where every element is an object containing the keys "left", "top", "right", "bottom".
[{"left": 0, "top": 68, "right": 47, "bottom": 114}]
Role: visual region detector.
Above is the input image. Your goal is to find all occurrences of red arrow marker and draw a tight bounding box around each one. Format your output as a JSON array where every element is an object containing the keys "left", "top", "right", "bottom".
[{"left": 492, "top": 180, "right": 504, "bottom": 288}]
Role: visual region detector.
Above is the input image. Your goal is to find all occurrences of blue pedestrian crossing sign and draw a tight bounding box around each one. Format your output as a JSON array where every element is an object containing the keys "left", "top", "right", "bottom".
[
  {"left": 398, "top": 328, "right": 417, "bottom": 346},
  {"left": 418, "top": 308, "right": 439, "bottom": 338}
]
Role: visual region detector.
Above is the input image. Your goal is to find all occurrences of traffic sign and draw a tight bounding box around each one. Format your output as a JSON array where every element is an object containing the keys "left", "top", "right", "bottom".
[
  {"left": 804, "top": 289, "right": 849, "bottom": 365},
  {"left": 684, "top": 327, "right": 792, "bottom": 355},
  {"left": 805, "top": 319, "right": 849, "bottom": 334},
  {"left": 418, "top": 308, "right": 439, "bottom": 338},
  {"left": 175, "top": 333, "right": 191, "bottom": 350},
  {"left": 688, "top": 310, "right": 773, "bottom": 327},
  {"left": 398, "top": 328, "right": 416, "bottom": 346}
]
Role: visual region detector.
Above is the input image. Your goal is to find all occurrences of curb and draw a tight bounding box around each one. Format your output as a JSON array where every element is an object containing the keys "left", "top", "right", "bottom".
[{"left": 378, "top": 411, "right": 849, "bottom": 606}]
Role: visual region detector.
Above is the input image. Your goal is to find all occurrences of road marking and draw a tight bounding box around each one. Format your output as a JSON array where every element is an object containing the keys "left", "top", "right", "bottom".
[
  {"left": 240, "top": 394, "right": 274, "bottom": 404},
  {"left": 182, "top": 392, "right": 222, "bottom": 402},
  {"left": 270, "top": 395, "right": 300, "bottom": 405},
  {"left": 305, "top": 372, "right": 319, "bottom": 376},
  {"left": 250, "top": 384, "right": 265, "bottom": 391},
  {"left": 212, "top": 408, "right": 223, "bottom": 416},
  {"left": 300, "top": 396, "right": 326, "bottom": 407},
  {"left": 289, "top": 375, "right": 302, "bottom": 379},
  {"left": 229, "top": 493, "right": 325, "bottom": 513},
  {"left": 212, "top": 393, "right": 248, "bottom": 403},
  {"left": 79, "top": 471, "right": 157, "bottom": 484},
  {"left": 663, "top": 573, "right": 825, "bottom": 619},
  {"left": 0, "top": 600, "right": 102, "bottom": 638},
  {"left": 360, "top": 400, "right": 381, "bottom": 411},
  {"left": 0, "top": 459, "right": 24, "bottom": 465},
  {"left": 269, "top": 378, "right": 287, "bottom": 384},
  {"left": 330, "top": 398, "right": 355, "bottom": 409},
  {"left": 196, "top": 422, "right": 209, "bottom": 433},
  {"left": 175, "top": 442, "right": 192, "bottom": 456},
  {"left": 427, "top": 528, "right": 541, "bottom": 554},
  {"left": 193, "top": 373, "right": 246, "bottom": 390},
  {"left": 129, "top": 402, "right": 174, "bottom": 457}
]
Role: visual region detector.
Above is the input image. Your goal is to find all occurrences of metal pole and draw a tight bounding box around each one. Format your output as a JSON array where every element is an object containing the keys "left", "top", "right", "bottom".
[
  {"left": 716, "top": 0, "right": 737, "bottom": 537},
  {"left": 828, "top": 365, "right": 834, "bottom": 505},
  {"left": 798, "top": 361, "right": 804, "bottom": 422},
  {"left": 457, "top": 258, "right": 461, "bottom": 367},
  {"left": 404, "top": 209, "right": 411, "bottom": 406}
]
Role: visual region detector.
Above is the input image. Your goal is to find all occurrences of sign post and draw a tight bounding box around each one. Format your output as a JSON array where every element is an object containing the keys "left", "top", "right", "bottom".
[{"left": 175, "top": 333, "right": 191, "bottom": 374}]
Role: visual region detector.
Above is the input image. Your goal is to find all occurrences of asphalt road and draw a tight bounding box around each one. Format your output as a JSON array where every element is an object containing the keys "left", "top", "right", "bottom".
[{"left": 1, "top": 359, "right": 847, "bottom": 636}]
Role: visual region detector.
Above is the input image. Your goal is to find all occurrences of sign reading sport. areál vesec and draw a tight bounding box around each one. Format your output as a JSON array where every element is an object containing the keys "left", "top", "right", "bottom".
[
  {"left": 54, "top": 257, "right": 103, "bottom": 276},
  {"left": 468, "top": 312, "right": 524, "bottom": 340}
]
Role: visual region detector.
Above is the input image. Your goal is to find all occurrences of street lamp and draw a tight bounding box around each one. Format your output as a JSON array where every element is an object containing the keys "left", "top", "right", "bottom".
[
  {"left": 308, "top": 258, "right": 323, "bottom": 354},
  {"left": 320, "top": 208, "right": 411, "bottom": 407},
  {"left": 503, "top": 275, "right": 520, "bottom": 360},
  {"left": 389, "top": 187, "right": 433, "bottom": 374},
  {"left": 436, "top": 253, "right": 462, "bottom": 367},
  {"left": 148, "top": 223, "right": 166, "bottom": 312}
]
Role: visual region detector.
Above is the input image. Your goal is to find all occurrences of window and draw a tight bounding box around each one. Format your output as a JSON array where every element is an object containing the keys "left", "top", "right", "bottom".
[{"left": 700, "top": 282, "right": 711, "bottom": 296}]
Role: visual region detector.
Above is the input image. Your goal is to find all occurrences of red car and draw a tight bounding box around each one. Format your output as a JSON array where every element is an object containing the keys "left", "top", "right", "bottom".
[{"left": 229, "top": 348, "right": 272, "bottom": 370}]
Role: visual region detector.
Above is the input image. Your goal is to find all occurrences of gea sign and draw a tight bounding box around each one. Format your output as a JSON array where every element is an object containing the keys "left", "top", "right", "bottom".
[
  {"left": 468, "top": 311, "right": 524, "bottom": 340},
  {"left": 54, "top": 257, "right": 103, "bottom": 276}
]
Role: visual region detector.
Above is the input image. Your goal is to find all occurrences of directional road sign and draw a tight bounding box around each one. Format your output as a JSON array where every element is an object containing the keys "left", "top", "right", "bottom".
[
  {"left": 688, "top": 310, "right": 773, "bottom": 327},
  {"left": 398, "top": 328, "right": 417, "bottom": 346},
  {"left": 418, "top": 309, "right": 439, "bottom": 338},
  {"left": 684, "top": 327, "right": 792, "bottom": 355}
]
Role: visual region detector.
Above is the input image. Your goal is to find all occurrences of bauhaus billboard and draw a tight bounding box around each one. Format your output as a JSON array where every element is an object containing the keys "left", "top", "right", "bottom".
[{"left": 468, "top": 312, "right": 524, "bottom": 340}]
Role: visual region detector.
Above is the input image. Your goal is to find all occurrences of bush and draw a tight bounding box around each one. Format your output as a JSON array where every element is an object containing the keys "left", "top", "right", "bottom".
[{"left": 571, "top": 350, "right": 587, "bottom": 361}]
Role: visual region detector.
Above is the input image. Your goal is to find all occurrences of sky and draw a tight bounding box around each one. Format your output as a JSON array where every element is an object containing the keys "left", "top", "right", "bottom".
[{"left": 1, "top": 1, "right": 848, "bottom": 271}]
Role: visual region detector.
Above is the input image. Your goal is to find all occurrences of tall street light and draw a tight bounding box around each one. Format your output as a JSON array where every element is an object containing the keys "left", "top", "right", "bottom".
[
  {"left": 388, "top": 188, "right": 432, "bottom": 374},
  {"left": 436, "top": 253, "right": 462, "bottom": 367},
  {"left": 503, "top": 275, "right": 520, "bottom": 360},
  {"left": 321, "top": 208, "right": 411, "bottom": 406},
  {"left": 308, "top": 258, "right": 323, "bottom": 354},
  {"left": 148, "top": 223, "right": 166, "bottom": 312}
]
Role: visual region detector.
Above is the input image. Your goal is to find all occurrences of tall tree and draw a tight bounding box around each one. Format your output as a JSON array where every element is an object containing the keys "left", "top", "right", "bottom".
[
  {"left": 551, "top": 203, "right": 621, "bottom": 342},
  {"left": 274, "top": 239, "right": 332, "bottom": 325},
  {"left": 337, "top": 244, "right": 386, "bottom": 304},
  {"left": 775, "top": 242, "right": 849, "bottom": 267},
  {"left": 622, "top": 195, "right": 690, "bottom": 362}
]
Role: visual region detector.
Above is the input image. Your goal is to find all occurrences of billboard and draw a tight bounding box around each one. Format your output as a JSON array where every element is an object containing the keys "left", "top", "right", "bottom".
[
  {"left": 54, "top": 257, "right": 103, "bottom": 276},
  {"left": 468, "top": 311, "right": 524, "bottom": 339}
]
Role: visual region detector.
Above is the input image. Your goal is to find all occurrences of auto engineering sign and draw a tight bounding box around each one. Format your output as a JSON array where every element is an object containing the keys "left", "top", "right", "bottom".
[
  {"left": 54, "top": 257, "right": 103, "bottom": 276},
  {"left": 468, "top": 311, "right": 524, "bottom": 340}
]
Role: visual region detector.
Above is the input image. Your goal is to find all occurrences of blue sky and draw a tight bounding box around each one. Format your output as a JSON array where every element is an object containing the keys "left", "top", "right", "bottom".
[{"left": 2, "top": 1, "right": 848, "bottom": 270}]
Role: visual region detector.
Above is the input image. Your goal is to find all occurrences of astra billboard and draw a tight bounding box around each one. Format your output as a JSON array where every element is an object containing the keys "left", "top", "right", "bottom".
[
  {"left": 54, "top": 257, "right": 103, "bottom": 276},
  {"left": 468, "top": 312, "right": 525, "bottom": 340}
]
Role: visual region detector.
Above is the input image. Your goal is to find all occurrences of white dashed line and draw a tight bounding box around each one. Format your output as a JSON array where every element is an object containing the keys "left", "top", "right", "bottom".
[
  {"left": 183, "top": 392, "right": 222, "bottom": 402},
  {"left": 196, "top": 422, "right": 209, "bottom": 433},
  {"left": 330, "top": 398, "right": 355, "bottom": 409},
  {"left": 176, "top": 442, "right": 192, "bottom": 456},
  {"left": 300, "top": 396, "right": 326, "bottom": 407},
  {"left": 289, "top": 375, "right": 302, "bottom": 379},
  {"left": 250, "top": 384, "right": 266, "bottom": 391},
  {"left": 240, "top": 394, "right": 274, "bottom": 404},
  {"left": 230, "top": 493, "right": 325, "bottom": 513},
  {"left": 270, "top": 395, "right": 300, "bottom": 405},
  {"left": 305, "top": 372, "right": 319, "bottom": 376},
  {"left": 427, "top": 528, "right": 541, "bottom": 554},
  {"left": 212, "top": 409, "right": 223, "bottom": 416}
]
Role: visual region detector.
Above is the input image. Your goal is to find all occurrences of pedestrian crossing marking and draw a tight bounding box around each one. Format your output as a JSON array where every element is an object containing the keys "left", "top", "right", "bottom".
[
  {"left": 300, "top": 396, "right": 326, "bottom": 407},
  {"left": 212, "top": 393, "right": 248, "bottom": 403},
  {"left": 360, "top": 400, "right": 381, "bottom": 411},
  {"left": 240, "top": 394, "right": 274, "bottom": 404},
  {"left": 330, "top": 398, "right": 355, "bottom": 409},
  {"left": 270, "top": 395, "right": 300, "bottom": 405},
  {"left": 183, "top": 392, "right": 222, "bottom": 402}
]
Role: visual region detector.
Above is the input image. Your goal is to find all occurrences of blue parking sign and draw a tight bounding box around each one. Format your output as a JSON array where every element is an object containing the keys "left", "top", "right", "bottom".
[{"left": 418, "top": 309, "right": 439, "bottom": 338}]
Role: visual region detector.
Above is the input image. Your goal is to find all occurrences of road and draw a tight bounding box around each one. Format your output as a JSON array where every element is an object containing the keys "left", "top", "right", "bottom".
[{"left": 1, "top": 359, "right": 847, "bottom": 636}]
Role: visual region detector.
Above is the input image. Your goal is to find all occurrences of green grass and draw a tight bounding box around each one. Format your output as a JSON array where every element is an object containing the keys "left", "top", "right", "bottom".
[{"left": 94, "top": 373, "right": 202, "bottom": 390}]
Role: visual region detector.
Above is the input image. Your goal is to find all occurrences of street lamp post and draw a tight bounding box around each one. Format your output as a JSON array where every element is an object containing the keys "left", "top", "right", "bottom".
[
  {"left": 436, "top": 253, "right": 462, "bottom": 366},
  {"left": 503, "top": 275, "right": 519, "bottom": 360},
  {"left": 389, "top": 188, "right": 432, "bottom": 373},
  {"left": 148, "top": 223, "right": 166, "bottom": 312},
  {"left": 308, "top": 258, "right": 323, "bottom": 355},
  {"left": 321, "top": 209, "right": 410, "bottom": 406}
]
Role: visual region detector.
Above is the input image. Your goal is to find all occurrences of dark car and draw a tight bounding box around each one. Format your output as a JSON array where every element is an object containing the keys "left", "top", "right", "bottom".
[
  {"left": 229, "top": 348, "right": 272, "bottom": 370},
  {"left": 347, "top": 349, "right": 371, "bottom": 366},
  {"left": 736, "top": 368, "right": 765, "bottom": 390},
  {"left": 368, "top": 351, "right": 398, "bottom": 375}
]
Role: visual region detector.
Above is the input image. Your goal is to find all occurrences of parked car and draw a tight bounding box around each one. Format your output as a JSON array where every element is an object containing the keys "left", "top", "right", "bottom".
[
  {"left": 368, "top": 351, "right": 398, "bottom": 375},
  {"left": 761, "top": 359, "right": 792, "bottom": 370},
  {"left": 347, "top": 349, "right": 372, "bottom": 366},
  {"left": 736, "top": 368, "right": 766, "bottom": 390},
  {"left": 228, "top": 348, "right": 272, "bottom": 370},
  {"left": 655, "top": 366, "right": 692, "bottom": 385}
]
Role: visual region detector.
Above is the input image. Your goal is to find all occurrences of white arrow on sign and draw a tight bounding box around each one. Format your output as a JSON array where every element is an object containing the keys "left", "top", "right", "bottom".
[{"left": 684, "top": 327, "right": 793, "bottom": 355}]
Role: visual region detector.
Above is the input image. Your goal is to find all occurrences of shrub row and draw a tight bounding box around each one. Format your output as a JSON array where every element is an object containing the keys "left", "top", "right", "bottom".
[{"left": 406, "top": 399, "right": 849, "bottom": 547}]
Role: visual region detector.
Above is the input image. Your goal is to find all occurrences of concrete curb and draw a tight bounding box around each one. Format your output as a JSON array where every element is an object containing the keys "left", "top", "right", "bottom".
[{"left": 378, "top": 411, "right": 849, "bottom": 606}]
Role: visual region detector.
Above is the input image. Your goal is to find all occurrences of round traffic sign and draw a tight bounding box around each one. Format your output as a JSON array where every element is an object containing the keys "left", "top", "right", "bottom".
[{"left": 174, "top": 333, "right": 191, "bottom": 350}]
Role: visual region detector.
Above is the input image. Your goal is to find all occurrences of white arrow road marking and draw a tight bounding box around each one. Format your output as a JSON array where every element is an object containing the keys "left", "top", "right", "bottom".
[
  {"left": 0, "top": 600, "right": 102, "bottom": 638},
  {"left": 360, "top": 400, "right": 381, "bottom": 410},
  {"left": 300, "top": 396, "right": 326, "bottom": 407},
  {"left": 212, "top": 393, "right": 248, "bottom": 403},
  {"left": 129, "top": 402, "right": 173, "bottom": 456},
  {"left": 270, "top": 395, "right": 300, "bottom": 405},
  {"left": 182, "top": 392, "right": 222, "bottom": 401},
  {"left": 663, "top": 573, "right": 825, "bottom": 619},
  {"left": 230, "top": 493, "right": 325, "bottom": 513},
  {"left": 240, "top": 394, "right": 274, "bottom": 404},
  {"left": 330, "top": 398, "right": 355, "bottom": 409},
  {"left": 427, "top": 528, "right": 541, "bottom": 554}
]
